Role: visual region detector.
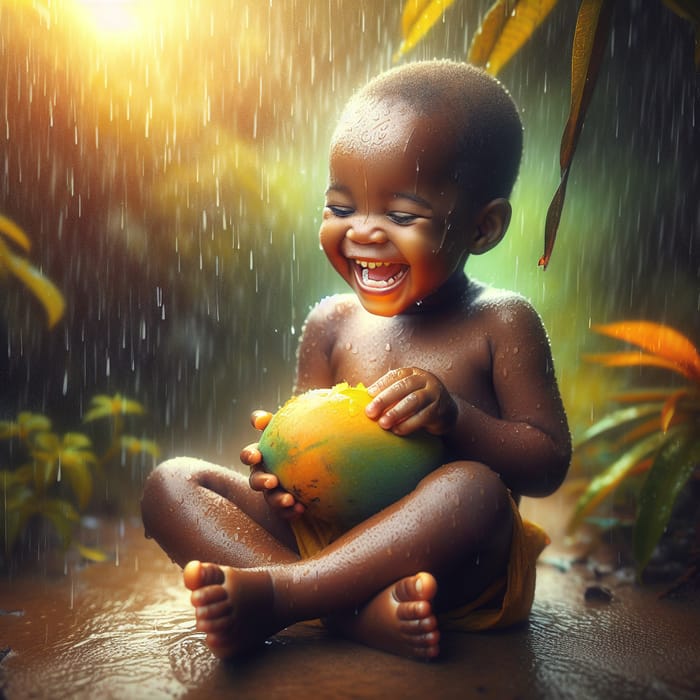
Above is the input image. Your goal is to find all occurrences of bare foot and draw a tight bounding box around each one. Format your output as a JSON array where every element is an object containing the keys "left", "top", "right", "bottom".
[
  {"left": 330, "top": 572, "right": 440, "bottom": 660},
  {"left": 183, "top": 560, "right": 280, "bottom": 659}
]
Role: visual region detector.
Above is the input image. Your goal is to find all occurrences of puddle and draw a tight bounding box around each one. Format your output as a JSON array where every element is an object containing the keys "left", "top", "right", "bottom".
[{"left": 2, "top": 496, "right": 699, "bottom": 699}]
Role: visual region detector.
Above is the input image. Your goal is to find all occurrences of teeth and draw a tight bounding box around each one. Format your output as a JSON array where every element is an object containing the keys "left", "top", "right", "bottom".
[{"left": 356, "top": 260, "right": 393, "bottom": 269}]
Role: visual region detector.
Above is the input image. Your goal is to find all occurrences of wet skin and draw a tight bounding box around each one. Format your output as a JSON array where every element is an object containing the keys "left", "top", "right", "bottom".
[{"left": 141, "top": 102, "right": 571, "bottom": 660}]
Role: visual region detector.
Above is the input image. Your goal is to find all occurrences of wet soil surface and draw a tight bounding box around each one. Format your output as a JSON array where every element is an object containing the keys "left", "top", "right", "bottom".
[{"left": 1, "top": 493, "right": 699, "bottom": 700}]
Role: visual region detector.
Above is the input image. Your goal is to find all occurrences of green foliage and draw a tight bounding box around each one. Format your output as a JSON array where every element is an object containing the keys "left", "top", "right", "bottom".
[
  {"left": 394, "top": 0, "right": 699, "bottom": 268},
  {"left": 570, "top": 322, "right": 700, "bottom": 578},
  {"left": 0, "top": 394, "right": 160, "bottom": 560}
]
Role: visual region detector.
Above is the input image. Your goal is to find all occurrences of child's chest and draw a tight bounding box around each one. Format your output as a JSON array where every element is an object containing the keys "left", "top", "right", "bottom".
[{"left": 328, "top": 311, "right": 493, "bottom": 396}]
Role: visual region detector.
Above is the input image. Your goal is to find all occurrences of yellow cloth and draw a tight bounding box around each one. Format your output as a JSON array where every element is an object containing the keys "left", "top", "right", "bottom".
[
  {"left": 290, "top": 496, "right": 549, "bottom": 631},
  {"left": 440, "top": 496, "right": 549, "bottom": 631}
]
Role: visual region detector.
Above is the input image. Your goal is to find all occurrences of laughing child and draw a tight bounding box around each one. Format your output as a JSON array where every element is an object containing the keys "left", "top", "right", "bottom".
[{"left": 141, "top": 60, "right": 571, "bottom": 660}]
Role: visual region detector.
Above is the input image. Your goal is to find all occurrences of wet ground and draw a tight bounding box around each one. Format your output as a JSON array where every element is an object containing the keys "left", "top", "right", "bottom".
[{"left": 1, "top": 491, "right": 699, "bottom": 700}]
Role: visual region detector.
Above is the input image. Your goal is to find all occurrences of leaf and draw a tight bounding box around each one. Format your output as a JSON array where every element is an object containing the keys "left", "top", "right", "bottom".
[
  {"left": 393, "top": 0, "right": 456, "bottom": 62},
  {"left": 539, "top": 0, "right": 614, "bottom": 268},
  {"left": 468, "top": 0, "right": 557, "bottom": 76},
  {"left": 41, "top": 498, "right": 80, "bottom": 548},
  {"left": 660, "top": 389, "right": 689, "bottom": 432},
  {"left": 591, "top": 321, "right": 700, "bottom": 381},
  {"left": 2, "top": 243, "right": 65, "bottom": 328},
  {"left": 60, "top": 458, "right": 93, "bottom": 510},
  {"left": 75, "top": 543, "right": 109, "bottom": 563},
  {"left": 120, "top": 436, "right": 161, "bottom": 459},
  {"left": 0, "top": 213, "right": 31, "bottom": 252},
  {"left": 568, "top": 429, "right": 670, "bottom": 532},
  {"left": 583, "top": 351, "right": 694, "bottom": 378},
  {"left": 83, "top": 394, "right": 146, "bottom": 422},
  {"left": 575, "top": 402, "right": 664, "bottom": 447},
  {"left": 401, "top": 0, "right": 433, "bottom": 37},
  {"left": 611, "top": 388, "right": 681, "bottom": 404},
  {"left": 633, "top": 429, "right": 700, "bottom": 576}
]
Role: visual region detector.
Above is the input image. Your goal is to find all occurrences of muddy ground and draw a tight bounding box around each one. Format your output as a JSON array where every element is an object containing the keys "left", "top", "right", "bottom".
[{"left": 1, "top": 491, "right": 699, "bottom": 700}]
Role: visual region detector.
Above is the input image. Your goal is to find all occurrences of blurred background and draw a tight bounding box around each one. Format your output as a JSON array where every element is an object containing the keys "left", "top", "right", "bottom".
[{"left": 1, "top": 0, "right": 697, "bottom": 472}]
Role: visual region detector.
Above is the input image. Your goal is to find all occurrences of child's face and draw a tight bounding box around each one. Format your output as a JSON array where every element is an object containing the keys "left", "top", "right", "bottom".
[{"left": 320, "top": 104, "right": 475, "bottom": 317}]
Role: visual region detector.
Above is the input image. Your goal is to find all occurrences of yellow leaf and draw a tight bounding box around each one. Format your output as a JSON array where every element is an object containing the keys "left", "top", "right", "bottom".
[
  {"left": 401, "top": 0, "right": 433, "bottom": 37},
  {"left": 76, "top": 543, "right": 109, "bottom": 563},
  {"left": 393, "top": 0, "right": 456, "bottom": 62},
  {"left": 592, "top": 321, "right": 700, "bottom": 381},
  {"left": 539, "top": 0, "right": 614, "bottom": 268},
  {"left": 0, "top": 213, "right": 31, "bottom": 252},
  {"left": 583, "top": 351, "right": 694, "bottom": 378},
  {"left": 3, "top": 246, "right": 65, "bottom": 328},
  {"left": 469, "top": 0, "right": 557, "bottom": 76}
]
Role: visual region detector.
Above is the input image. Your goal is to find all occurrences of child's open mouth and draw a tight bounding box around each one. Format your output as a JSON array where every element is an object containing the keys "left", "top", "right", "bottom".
[{"left": 353, "top": 259, "right": 408, "bottom": 292}]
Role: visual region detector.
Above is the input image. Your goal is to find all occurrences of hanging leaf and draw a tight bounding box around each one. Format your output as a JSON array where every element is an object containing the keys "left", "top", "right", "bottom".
[
  {"left": 0, "top": 213, "right": 32, "bottom": 252},
  {"left": 633, "top": 428, "right": 700, "bottom": 576},
  {"left": 2, "top": 242, "right": 65, "bottom": 328},
  {"left": 468, "top": 0, "right": 557, "bottom": 76},
  {"left": 393, "top": 0, "right": 456, "bottom": 62},
  {"left": 539, "top": 0, "right": 615, "bottom": 268},
  {"left": 401, "top": 0, "right": 433, "bottom": 37},
  {"left": 591, "top": 321, "right": 700, "bottom": 381},
  {"left": 568, "top": 429, "right": 669, "bottom": 533}
]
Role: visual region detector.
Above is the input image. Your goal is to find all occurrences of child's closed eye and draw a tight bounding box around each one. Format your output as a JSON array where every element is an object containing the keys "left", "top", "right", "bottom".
[
  {"left": 326, "top": 204, "right": 354, "bottom": 217},
  {"left": 387, "top": 211, "right": 421, "bottom": 225}
]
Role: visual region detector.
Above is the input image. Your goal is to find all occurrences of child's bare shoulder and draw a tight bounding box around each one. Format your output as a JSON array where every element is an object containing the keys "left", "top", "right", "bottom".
[
  {"left": 467, "top": 283, "right": 546, "bottom": 342},
  {"left": 302, "top": 293, "right": 360, "bottom": 338}
]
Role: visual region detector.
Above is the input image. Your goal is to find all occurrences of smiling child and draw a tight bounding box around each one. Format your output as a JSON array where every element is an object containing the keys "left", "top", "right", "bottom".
[{"left": 141, "top": 60, "right": 571, "bottom": 661}]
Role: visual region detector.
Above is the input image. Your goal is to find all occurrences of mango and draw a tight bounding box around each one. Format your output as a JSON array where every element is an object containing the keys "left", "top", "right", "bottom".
[{"left": 258, "top": 382, "right": 445, "bottom": 528}]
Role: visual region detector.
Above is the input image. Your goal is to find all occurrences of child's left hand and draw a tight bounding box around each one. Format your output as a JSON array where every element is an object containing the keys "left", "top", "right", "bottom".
[{"left": 365, "top": 367, "right": 457, "bottom": 437}]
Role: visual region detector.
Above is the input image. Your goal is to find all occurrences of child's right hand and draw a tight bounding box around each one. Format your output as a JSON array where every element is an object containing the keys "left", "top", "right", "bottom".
[{"left": 239, "top": 409, "right": 306, "bottom": 519}]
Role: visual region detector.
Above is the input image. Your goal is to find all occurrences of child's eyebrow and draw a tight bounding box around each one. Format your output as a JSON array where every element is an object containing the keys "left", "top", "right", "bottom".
[{"left": 391, "top": 192, "right": 433, "bottom": 210}]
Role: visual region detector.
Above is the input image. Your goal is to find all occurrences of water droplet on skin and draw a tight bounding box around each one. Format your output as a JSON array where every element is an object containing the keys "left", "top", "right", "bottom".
[
  {"left": 345, "top": 342, "right": 352, "bottom": 351},
  {"left": 513, "top": 346, "right": 519, "bottom": 354},
  {"left": 385, "top": 343, "right": 391, "bottom": 352}
]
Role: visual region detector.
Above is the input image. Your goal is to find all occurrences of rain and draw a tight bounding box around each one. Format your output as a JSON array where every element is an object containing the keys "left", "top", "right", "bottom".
[{"left": 1, "top": 0, "right": 698, "bottom": 696}]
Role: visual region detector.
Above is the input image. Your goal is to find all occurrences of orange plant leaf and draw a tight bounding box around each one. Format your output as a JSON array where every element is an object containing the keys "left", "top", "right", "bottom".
[
  {"left": 539, "top": 0, "right": 614, "bottom": 268},
  {"left": 468, "top": 0, "right": 557, "bottom": 76},
  {"left": 592, "top": 321, "right": 700, "bottom": 380},
  {"left": 582, "top": 352, "right": 692, "bottom": 378}
]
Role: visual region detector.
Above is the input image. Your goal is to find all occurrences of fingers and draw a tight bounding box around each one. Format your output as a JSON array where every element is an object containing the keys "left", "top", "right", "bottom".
[{"left": 251, "top": 410, "right": 273, "bottom": 431}]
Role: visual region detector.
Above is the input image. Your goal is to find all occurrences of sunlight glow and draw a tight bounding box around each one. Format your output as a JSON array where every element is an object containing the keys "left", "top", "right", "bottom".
[{"left": 76, "top": 0, "right": 139, "bottom": 34}]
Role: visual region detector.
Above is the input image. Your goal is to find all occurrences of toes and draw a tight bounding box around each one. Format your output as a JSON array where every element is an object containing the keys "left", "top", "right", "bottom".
[
  {"left": 184, "top": 561, "right": 226, "bottom": 591},
  {"left": 393, "top": 572, "right": 437, "bottom": 604}
]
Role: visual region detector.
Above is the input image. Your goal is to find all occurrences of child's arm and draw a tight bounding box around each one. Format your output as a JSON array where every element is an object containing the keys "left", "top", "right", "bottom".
[{"left": 366, "top": 298, "right": 570, "bottom": 497}]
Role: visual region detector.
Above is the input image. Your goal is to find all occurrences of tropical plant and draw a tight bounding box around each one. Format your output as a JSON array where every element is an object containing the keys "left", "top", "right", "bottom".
[
  {"left": 568, "top": 321, "right": 700, "bottom": 578},
  {"left": 0, "top": 394, "right": 160, "bottom": 561},
  {"left": 393, "top": 0, "right": 699, "bottom": 268},
  {"left": 0, "top": 213, "right": 65, "bottom": 328}
]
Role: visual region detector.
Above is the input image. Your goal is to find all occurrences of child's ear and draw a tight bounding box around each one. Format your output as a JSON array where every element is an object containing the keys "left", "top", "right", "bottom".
[{"left": 469, "top": 198, "right": 511, "bottom": 254}]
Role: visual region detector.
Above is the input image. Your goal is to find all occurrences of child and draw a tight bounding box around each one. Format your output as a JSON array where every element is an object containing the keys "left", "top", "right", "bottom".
[{"left": 141, "top": 60, "right": 571, "bottom": 661}]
